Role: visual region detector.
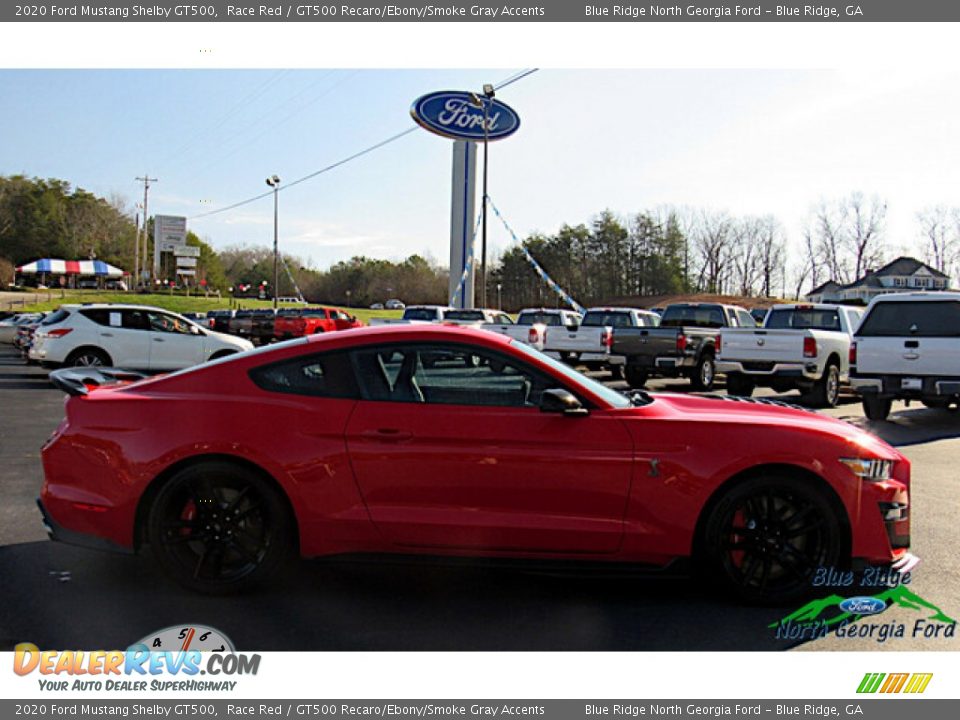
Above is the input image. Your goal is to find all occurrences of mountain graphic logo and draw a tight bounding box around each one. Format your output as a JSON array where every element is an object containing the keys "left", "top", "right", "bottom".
[{"left": 769, "top": 586, "right": 956, "bottom": 629}]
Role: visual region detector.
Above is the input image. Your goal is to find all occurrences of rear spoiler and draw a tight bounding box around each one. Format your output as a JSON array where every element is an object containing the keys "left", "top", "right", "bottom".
[{"left": 49, "top": 367, "right": 150, "bottom": 397}]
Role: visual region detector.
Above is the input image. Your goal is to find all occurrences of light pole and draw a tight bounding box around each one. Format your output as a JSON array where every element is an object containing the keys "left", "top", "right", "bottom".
[
  {"left": 497, "top": 282, "right": 502, "bottom": 310},
  {"left": 470, "top": 83, "right": 495, "bottom": 309},
  {"left": 265, "top": 175, "right": 281, "bottom": 309}
]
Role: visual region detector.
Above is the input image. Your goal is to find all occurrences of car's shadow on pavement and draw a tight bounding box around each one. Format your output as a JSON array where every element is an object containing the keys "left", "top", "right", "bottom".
[{"left": 0, "top": 541, "right": 797, "bottom": 652}]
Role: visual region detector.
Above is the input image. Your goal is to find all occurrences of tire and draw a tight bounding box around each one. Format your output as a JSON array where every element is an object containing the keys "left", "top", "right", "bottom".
[
  {"left": 807, "top": 362, "right": 841, "bottom": 408},
  {"left": 624, "top": 365, "right": 648, "bottom": 389},
  {"left": 66, "top": 347, "right": 112, "bottom": 368},
  {"left": 146, "top": 461, "right": 295, "bottom": 594},
  {"left": 313, "top": 327, "right": 325, "bottom": 334},
  {"left": 608, "top": 364, "right": 624, "bottom": 380},
  {"left": 701, "top": 474, "right": 844, "bottom": 604},
  {"left": 921, "top": 398, "right": 950, "bottom": 410},
  {"left": 725, "top": 373, "right": 755, "bottom": 398},
  {"left": 488, "top": 359, "right": 505, "bottom": 374},
  {"left": 862, "top": 395, "right": 892, "bottom": 421},
  {"left": 690, "top": 353, "right": 716, "bottom": 392}
]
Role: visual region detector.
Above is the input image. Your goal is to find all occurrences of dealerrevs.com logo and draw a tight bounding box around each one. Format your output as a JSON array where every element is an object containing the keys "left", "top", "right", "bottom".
[
  {"left": 12, "top": 625, "right": 260, "bottom": 692},
  {"left": 857, "top": 673, "right": 933, "bottom": 694}
]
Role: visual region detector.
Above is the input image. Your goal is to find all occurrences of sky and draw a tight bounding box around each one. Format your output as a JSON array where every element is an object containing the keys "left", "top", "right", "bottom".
[{"left": 2, "top": 67, "right": 959, "bottom": 284}]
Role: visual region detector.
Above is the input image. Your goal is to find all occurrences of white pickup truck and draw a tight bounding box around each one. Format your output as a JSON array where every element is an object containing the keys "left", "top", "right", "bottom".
[
  {"left": 850, "top": 292, "right": 960, "bottom": 420},
  {"left": 716, "top": 303, "right": 864, "bottom": 407},
  {"left": 482, "top": 308, "right": 581, "bottom": 355},
  {"left": 546, "top": 307, "right": 660, "bottom": 376},
  {"left": 368, "top": 305, "right": 453, "bottom": 325}
]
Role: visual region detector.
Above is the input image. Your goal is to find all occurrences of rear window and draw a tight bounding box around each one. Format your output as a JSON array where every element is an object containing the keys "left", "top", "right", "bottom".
[
  {"left": 42, "top": 308, "right": 71, "bottom": 326},
  {"left": 249, "top": 351, "right": 359, "bottom": 398},
  {"left": 659, "top": 305, "right": 726, "bottom": 329},
  {"left": 582, "top": 311, "right": 634, "bottom": 328},
  {"left": 517, "top": 312, "right": 562, "bottom": 326},
  {"left": 766, "top": 308, "right": 841, "bottom": 331},
  {"left": 858, "top": 301, "right": 960, "bottom": 337},
  {"left": 403, "top": 308, "right": 440, "bottom": 321},
  {"left": 445, "top": 310, "right": 486, "bottom": 322}
]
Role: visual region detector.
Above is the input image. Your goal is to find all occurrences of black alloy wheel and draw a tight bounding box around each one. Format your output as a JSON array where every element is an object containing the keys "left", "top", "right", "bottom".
[
  {"left": 702, "top": 475, "right": 843, "bottom": 603},
  {"left": 147, "top": 462, "right": 294, "bottom": 594}
]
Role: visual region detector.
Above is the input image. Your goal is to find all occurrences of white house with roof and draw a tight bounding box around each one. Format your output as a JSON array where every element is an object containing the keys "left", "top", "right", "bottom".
[{"left": 805, "top": 257, "right": 950, "bottom": 304}]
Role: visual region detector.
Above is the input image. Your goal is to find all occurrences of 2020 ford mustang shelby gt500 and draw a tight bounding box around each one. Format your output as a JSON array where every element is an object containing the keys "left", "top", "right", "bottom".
[{"left": 38, "top": 325, "right": 913, "bottom": 601}]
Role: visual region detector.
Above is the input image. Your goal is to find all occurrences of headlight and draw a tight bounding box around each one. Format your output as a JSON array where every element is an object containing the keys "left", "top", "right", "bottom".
[{"left": 839, "top": 457, "right": 893, "bottom": 481}]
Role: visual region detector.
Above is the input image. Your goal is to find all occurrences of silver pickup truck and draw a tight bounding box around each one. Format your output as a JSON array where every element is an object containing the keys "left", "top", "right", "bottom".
[{"left": 717, "top": 303, "right": 863, "bottom": 407}]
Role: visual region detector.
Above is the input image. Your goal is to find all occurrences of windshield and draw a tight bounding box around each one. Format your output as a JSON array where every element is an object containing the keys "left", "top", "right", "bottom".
[
  {"left": 510, "top": 340, "right": 632, "bottom": 409},
  {"left": 659, "top": 305, "right": 726, "bottom": 329},
  {"left": 766, "top": 308, "right": 841, "bottom": 331}
]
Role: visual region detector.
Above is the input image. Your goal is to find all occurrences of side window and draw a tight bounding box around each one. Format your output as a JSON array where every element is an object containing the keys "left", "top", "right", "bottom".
[
  {"left": 736, "top": 310, "right": 755, "bottom": 327},
  {"left": 148, "top": 312, "right": 191, "bottom": 334},
  {"left": 122, "top": 310, "right": 150, "bottom": 330},
  {"left": 351, "top": 344, "right": 555, "bottom": 407},
  {"left": 249, "top": 352, "right": 359, "bottom": 398},
  {"left": 80, "top": 309, "right": 111, "bottom": 326}
]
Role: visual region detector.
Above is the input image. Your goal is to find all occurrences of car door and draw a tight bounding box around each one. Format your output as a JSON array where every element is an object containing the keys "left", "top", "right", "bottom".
[
  {"left": 343, "top": 342, "right": 634, "bottom": 554},
  {"left": 79, "top": 308, "right": 152, "bottom": 369},
  {"left": 146, "top": 311, "right": 204, "bottom": 370}
]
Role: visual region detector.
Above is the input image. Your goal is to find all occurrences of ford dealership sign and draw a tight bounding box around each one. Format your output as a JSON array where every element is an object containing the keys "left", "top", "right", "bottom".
[{"left": 411, "top": 91, "right": 520, "bottom": 141}]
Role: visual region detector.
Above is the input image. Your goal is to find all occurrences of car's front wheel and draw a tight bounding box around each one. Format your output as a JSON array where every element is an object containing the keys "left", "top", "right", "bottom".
[
  {"left": 701, "top": 474, "right": 844, "bottom": 603},
  {"left": 146, "top": 461, "right": 295, "bottom": 594},
  {"left": 862, "top": 395, "right": 892, "bottom": 421},
  {"left": 624, "top": 366, "right": 648, "bottom": 389}
]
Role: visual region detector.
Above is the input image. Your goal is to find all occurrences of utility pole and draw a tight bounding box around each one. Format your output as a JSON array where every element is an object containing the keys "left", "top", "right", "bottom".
[{"left": 136, "top": 175, "right": 157, "bottom": 287}]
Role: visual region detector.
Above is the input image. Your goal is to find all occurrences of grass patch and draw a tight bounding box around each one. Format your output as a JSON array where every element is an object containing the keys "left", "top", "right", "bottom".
[{"left": 8, "top": 291, "right": 402, "bottom": 324}]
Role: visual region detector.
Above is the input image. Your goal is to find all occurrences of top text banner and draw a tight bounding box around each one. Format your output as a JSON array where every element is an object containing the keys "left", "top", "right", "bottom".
[{"left": 3, "top": 1, "right": 960, "bottom": 22}]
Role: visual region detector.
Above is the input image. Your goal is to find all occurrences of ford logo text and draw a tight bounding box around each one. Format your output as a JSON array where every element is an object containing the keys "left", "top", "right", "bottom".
[
  {"left": 839, "top": 596, "right": 887, "bottom": 615},
  {"left": 411, "top": 91, "right": 521, "bottom": 141}
]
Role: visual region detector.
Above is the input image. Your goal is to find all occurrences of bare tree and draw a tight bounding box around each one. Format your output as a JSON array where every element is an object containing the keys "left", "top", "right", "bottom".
[
  {"left": 691, "top": 210, "right": 733, "bottom": 294},
  {"left": 917, "top": 205, "right": 960, "bottom": 274},
  {"left": 731, "top": 217, "right": 762, "bottom": 297},
  {"left": 807, "top": 193, "right": 887, "bottom": 284}
]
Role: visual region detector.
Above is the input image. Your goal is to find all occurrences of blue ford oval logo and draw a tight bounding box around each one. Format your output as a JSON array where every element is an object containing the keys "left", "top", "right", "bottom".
[
  {"left": 411, "top": 91, "right": 521, "bottom": 142},
  {"left": 839, "top": 596, "right": 887, "bottom": 615}
]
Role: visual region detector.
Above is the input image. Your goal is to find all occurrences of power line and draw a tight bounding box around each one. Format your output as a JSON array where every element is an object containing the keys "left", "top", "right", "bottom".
[{"left": 188, "top": 68, "right": 539, "bottom": 221}]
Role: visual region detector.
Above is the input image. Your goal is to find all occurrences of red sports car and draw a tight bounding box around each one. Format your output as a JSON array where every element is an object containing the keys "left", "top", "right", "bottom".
[{"left": 39, "top": 325, "right": 913, "bottom": 601}]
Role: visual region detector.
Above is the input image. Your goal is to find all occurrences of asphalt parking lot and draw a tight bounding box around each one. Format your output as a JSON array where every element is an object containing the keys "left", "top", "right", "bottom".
[{"left": 0, "top": 345, "right": 956, "bottom": 652}]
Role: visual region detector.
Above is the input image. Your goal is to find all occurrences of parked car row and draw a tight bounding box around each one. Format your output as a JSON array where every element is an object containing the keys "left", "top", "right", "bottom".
[{"left": 203, "top": 305, "right": 363, "bottom": 345}]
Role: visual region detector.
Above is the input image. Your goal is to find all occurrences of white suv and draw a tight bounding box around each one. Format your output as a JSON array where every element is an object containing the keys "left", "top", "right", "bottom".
[
  {"left": 850, "top": 292, "right": 960, "bottom": 420},
  {"left": 30, "top": 304, "right": 253, "bottom": 371}
]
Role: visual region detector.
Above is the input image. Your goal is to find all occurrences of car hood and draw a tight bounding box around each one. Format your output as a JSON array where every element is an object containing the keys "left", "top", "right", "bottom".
[{"left": 643, "top": 392, "right": 898, "bottom": 458}]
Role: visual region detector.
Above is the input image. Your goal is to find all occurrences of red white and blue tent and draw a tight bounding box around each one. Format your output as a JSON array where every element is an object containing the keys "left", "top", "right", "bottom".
[{"left": 15, "top": 259, "right": 124, "bottom": 278}]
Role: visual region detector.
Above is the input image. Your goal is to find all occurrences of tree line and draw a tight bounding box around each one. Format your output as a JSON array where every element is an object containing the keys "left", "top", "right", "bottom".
[{"left": 4, "top": 175, "right": 960, "bottom": 310}]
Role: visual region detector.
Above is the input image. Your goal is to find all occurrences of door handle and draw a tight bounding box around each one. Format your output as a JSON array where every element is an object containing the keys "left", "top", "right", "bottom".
[
  {"left": 361, "top": 428, "right": 413, "bottom": 442},
  {"left": 153, "top": 337, "right": 165, "bottom": 342},
  {"left": 904, "top": 340, "right": 919, "bottom": 348},
  {"left": 101, "top": 333, "right": 113, "bottom": 337}
]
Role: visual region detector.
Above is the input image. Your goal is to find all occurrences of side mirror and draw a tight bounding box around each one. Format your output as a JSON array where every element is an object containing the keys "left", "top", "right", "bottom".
[
  {"left": 540, "top": 388, "right": 589, "bottom": 416},
  {"left": 189, "top": 324, "right": 203, "bottom": 335}
]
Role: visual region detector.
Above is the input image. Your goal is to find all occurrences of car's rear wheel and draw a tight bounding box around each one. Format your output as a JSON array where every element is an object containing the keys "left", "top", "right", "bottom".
[
  {"left": 624, "top": 366, "right": 648, "bottom": 389},
  {"left": 701, "top": 474, "right": 843, "bottom": 604},
  {"left": 691, "top": 353, "right": 716, "bottom": 391},
  {"left": 208, "top": 350, "right": 237, "bottom": 361},
  {"left": 66, "top": 347, "right": 111, "bottom": 367},
  {"left": 862, "top": 395, "right": 892, "bottom": 421},
  {"left": 608, "top": 364, "right": 624, "bottom": 380},
  {"left": 146, "top": 462, "right": 295, "bottom": 594},
  {"left": 806, "top": 361, "right": 840, "bottom": 408},
  {"left": 725, "top": 373, "right": 755, "bottom": 397}
]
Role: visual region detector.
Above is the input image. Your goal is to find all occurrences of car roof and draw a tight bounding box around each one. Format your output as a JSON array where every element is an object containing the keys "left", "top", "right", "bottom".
[
  {"left": 59, "top": 303, "right": 172, "bottom": 312},
  {"left": 869, "top": 292, "right": 960, "bottom": 303}
]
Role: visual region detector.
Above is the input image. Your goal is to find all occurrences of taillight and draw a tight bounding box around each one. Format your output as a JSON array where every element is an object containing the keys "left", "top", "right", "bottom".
[
  {"left": 676, "top": 334, "right": 687, "bottom": 353},
  {"left": 46, "top": 328, "right": 73, "bottom": 338},
  {"left": 715, "top": 334, "right": 722, "bottom": 354},
  {"left": 601, "top": 328, "right": 613, "bottom": 348},
  {"left": 849, "top": 341, "right": 857, "bottom": 366},
  {"left": 803, "top": 336, "right": 817, "bottom": 358},
  {"left": 528, "top": 327, "right": 540, "bottom": 344}
]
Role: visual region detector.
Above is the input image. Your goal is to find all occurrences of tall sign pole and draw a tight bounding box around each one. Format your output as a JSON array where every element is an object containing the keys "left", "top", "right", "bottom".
[
  {"left": 136, "top": 174, "right": 157, "bottom": 283},
  {"left": 410, "top": 89, "right": 520, "bottom": 310}
]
